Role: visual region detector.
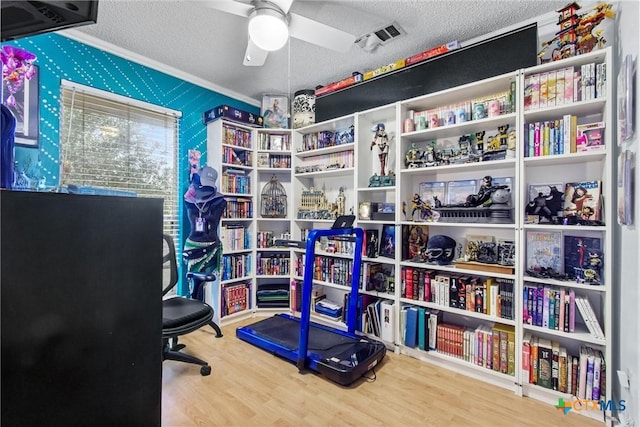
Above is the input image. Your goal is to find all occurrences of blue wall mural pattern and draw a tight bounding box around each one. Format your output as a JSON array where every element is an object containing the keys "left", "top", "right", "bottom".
[{"left": 5, "top": 33, "right": 258, "bottom": 187}]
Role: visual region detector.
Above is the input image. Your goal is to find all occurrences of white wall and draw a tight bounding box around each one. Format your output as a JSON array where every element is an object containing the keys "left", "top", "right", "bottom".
[{"left": 614, "top": 1, "right": 639, "bottom": 426}]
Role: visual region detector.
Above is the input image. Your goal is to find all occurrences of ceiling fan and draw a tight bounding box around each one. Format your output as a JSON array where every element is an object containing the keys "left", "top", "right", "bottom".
[{"left": 204, "top": 0, "right": 356, "bottom": 66}]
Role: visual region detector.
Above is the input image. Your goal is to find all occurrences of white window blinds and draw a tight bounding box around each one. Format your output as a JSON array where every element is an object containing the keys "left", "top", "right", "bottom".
[{"left": 59, "top": 82, "right": 180, "bottom": 239}]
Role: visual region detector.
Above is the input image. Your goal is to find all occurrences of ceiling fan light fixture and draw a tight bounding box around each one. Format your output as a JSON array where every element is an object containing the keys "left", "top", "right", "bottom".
[{"left": 248, "top": 5, "right": 289, "bottom": 52}]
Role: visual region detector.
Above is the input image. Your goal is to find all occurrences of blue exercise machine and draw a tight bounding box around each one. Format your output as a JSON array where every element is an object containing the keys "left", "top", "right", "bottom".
[{"left": 236, "top": 216, "right": 386, "bottom": 385}]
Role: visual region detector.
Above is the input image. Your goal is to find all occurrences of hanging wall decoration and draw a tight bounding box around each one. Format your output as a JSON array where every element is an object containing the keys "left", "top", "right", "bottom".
[{"left": 617, "top": 54, "right": 635, "bottom": 143}]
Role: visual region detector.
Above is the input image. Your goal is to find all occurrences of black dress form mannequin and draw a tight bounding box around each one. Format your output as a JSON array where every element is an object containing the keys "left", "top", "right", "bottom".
[{"left": 183, "top": 171, "right": 227, "bottom": 300}]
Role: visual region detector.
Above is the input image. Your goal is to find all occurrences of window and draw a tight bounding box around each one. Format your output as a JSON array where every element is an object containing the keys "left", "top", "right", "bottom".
[{"left": 59, "top": 81, "right": 180, "bottom": 240}]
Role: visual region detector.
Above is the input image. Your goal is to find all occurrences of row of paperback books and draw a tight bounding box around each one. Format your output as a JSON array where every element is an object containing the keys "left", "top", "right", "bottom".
[
  {"left": 523, "top": 335, "right": 605, "bottom": 400},
  {"left": 294, "top": 254, "right": 354, "bottom": 287},
  {"left": 300, "top": 130, "right": 353, "bottom": 152},
  {"left": 221, "top": 169, "right": 251, "bottom": 194},
  {"left": 401, "top": 267, "right": 515, "bottom": 321},
  {"left": 221, "top": 282, "right": 250, "bottom": 316},
  {"left": 523, "top": 285, "right": 576, "bottom": 332},
  {"left": 523, "top": 285, "right": 604, "bottom": 340},
  {"left": 222, "top": 147, "right": 252, "bottom": 167},
  {"left": 401, "top": 306, "right": 516, "bottom": 376},
  {"left": 256, "top": 231, "right": 275, "bottom": 249},
  {"left": 523, "top": 116, "right": 605, "bottom": 157},
  {"left": 220, "top": 224, "right": 251, "bottom": 251},
  {"left": 223, "top": 123, "right": 252, "bottom": 148},
  {"left": 296, "top": 150, "right": 355, "bottom": 172},
  {"left": 255, "top": 253, "right": 290, "bottom": 276},
  {"left": 256, "top": 153, "right": 291, "bottom": 169},
  {"left": 221, "top": 253, "right": 251, "bottom": 281},
  {"left": 359, "top": 298, "right": 395, "bottom": 343},
  {"left": 523, "top": 62, "right": 605, "bottom": 111},
  {"left": 257, "top": 132, "right": 290, "bottom": 151},
  {"left": 223, "top": 197, "right": 253, "bottom": 219}
]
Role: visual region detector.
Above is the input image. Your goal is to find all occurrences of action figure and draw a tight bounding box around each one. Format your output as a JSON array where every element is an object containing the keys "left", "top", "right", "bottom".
[
  {"left": 370, "top": 123, "right": 391, "bottom": 176},
  {"left": 410, "top": 193, "right": 437, "bottom": 222},
  {"left": 465, "top": 175, "right": 507, "bottom": 207}
]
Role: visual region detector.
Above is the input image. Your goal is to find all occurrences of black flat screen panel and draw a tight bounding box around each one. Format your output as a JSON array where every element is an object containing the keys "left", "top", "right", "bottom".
[{"left": 316, "top": 24, "right": 537, "bottom": 122}]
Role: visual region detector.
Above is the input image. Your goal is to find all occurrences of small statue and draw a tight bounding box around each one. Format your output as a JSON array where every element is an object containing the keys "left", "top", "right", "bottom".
[
  {"left": 410, "top": 193, "right": 438, "bottom": 222},
  {"left": 474, "top": 131, "right": 486, "bottom": 158},
  {"left": 369, "top": 173, "right": 381, "bottom": 187},
  {"left": 465, "top": 175, "right": 507, "bottom": 207},
  {"left": 405, "top": 142, "right": 420, "bottom": 167},
  {"left": 336, "top": 186, "right": 346, "bottom": 216},
  {"left": 370, "top": 123, "right": 391, "bottom": 176}
]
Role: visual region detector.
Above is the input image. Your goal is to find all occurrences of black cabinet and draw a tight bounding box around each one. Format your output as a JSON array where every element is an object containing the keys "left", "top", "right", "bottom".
[{"left": 1, "top": 191, "right": 163, "bottom": 426}]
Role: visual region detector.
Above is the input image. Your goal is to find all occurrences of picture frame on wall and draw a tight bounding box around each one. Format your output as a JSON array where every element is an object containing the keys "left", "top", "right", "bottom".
[
  {"left": 2, "top": 65, "right": 39, "bottom": 146},
  {"left": 617, "top": 150, "right": 634, "bottom": 226},
  {"left": 261, "top": 94, "right": 289, "bottom": 129},
  {"left": 617, "top": 54, "right": 634, "bottom": 143}
]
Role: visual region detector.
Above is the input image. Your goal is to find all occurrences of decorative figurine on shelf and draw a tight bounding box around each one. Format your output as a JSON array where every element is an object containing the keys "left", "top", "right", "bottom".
[
  {"left": 498, "top": 124, "right": 510, "bottom": 150},
  {"left": 405, "top": 142, "right": 437, "bottom": 169},
  {"left": 405, "top": 142, "right": 421, "bottom": 166},
  {"left": 537, "top": 2, "right": 615, "bottom": 63},
  {"left": 368, "top": 173, "right": 381, "bottom": 187},
  {"left": 426, "top": 235, "right": 457, "bottom": 265},
  {"left": 474, "top": 131, "right": 486, "bottom": 159},
  {"left": 380, "top": 170, "right": 396, "bottom": 186},
  {"left": 370, "top": 123, "right": 392, "bottom": 176},
  {"left": 409, "top": 193, "right": 440, "bottom": 222},
  {"left": 336, "top": 186, "right": 346, "bottom": 216},
  {"left": 465, "top": 176, "right": 508, "bottom": 207},
  {"left": 260, "top": 175, "right": 287, "bottom": 218},
  {"left": 458, "top": 135, "right": 471, "bottom": 163}
]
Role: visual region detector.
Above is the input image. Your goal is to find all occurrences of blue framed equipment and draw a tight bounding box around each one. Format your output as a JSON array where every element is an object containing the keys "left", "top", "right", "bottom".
[{"left": 236, "top": 216, "right": 386, "bottom": 385}]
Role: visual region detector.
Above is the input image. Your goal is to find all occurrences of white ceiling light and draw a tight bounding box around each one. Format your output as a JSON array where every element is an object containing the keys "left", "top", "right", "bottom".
[{"left": 248, "top": 2, "right": 289, "bottom": 52}]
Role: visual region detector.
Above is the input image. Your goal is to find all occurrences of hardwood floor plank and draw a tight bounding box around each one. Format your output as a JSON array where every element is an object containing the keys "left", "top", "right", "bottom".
[{"left": 162, "top": 318, "right": 602, "bottom": 426}]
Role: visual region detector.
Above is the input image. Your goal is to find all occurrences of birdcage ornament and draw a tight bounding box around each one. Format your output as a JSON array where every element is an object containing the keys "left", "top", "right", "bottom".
[{"left": 261, "top": 175, "right": 287, "bottom": 218}]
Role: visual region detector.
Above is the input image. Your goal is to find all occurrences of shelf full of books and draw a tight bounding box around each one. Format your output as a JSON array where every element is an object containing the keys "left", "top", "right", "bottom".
[
  {"left": 207, "top": 118, "right": 257, "bottom": 323},
  {"left": 519, "top": 47, "right": 613, "bottom": 422}
]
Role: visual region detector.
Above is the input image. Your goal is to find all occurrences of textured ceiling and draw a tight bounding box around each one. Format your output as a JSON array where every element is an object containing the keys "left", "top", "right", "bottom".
[{"left": 68, "top": 0, "right": 567, "bottom": 105}]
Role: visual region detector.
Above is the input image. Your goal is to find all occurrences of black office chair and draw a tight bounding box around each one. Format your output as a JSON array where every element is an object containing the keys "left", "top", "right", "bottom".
[{"left": 162, "top": 234, "right": 217, "bottom": 376}]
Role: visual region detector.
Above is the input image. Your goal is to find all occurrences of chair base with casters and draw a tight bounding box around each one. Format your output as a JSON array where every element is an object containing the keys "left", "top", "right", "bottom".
[
  {"left": 163, "top": 296, "right": 214, "bottom": 376},
  {"left": 186, "top": 271, "right": 223, "bottom": 338},
  {"left": 162, "top": 234, "right": 219, "bottom": 377}
]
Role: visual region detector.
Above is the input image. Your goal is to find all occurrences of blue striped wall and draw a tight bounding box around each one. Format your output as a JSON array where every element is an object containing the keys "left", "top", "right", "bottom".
[{"left": 4, "top": 33, "right": 258, "bottom": 188}]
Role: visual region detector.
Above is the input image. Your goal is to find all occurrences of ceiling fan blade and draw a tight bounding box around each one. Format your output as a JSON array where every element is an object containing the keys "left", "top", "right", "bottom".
[
  {"left": 289, "top": 12, "right": 356, "bottom": 52},
  {"left": 270, "top": 0, "right": 294, "bottom": 14},
  {"left": 202, "top": 0, "right": 253, "bottom": 18},
  {"left": 243, "top": 38, "right": 269, "bottom": 66}
]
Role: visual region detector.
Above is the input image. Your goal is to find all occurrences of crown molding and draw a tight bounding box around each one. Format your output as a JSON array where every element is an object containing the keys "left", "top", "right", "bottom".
[{"left": 59, "top": 29, "right": 261, "bottom": 107}]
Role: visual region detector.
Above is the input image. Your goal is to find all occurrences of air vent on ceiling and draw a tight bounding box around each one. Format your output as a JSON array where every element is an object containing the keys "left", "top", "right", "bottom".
[{"left": 355, "top": 22, "right": 406, "bottom": 53}]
